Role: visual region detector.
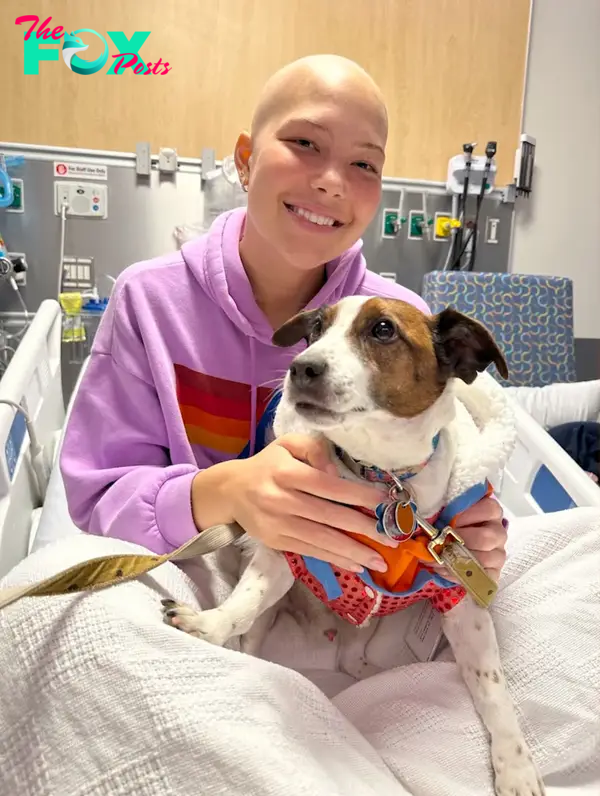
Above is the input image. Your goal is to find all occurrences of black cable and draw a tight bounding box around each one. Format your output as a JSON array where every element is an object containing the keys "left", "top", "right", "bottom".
[
  {"left": 468, "top": 141, "right": 497, "bottom": 272},
  {"left": 448, "top": 226, "right": 474, "bottom": 272},
  {"left": 451, "top": 142, "right": 475, "bottom": 269}
]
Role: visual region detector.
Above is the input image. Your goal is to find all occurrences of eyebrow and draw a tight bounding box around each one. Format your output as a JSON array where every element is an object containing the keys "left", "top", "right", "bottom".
[{"left": 282, "top": 117, "right": 385, "bottom": 158}]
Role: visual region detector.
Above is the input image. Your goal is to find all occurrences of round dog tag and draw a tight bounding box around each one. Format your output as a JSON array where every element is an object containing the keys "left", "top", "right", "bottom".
[{"left": 375, "top": 500, "right": 418, "bottom": 541}]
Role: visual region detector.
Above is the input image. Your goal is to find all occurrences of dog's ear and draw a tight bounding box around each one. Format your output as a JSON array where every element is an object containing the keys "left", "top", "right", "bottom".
[
  {"left": 433, "top": 308, "right": 508, "bottom": 384},
  {"left": 272, "top": 309, "right": 322, "bottom": 348}
]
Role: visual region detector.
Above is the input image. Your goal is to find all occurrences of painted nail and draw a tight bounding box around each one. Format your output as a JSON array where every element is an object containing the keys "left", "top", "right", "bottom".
[{"left": 369, "top": 557, "right": 388, "bottom": 573}]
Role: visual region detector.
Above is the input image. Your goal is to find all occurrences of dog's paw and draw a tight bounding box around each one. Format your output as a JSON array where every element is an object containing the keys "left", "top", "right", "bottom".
[
  {"left": 161, "top": 599, "right": 233, "bottom": 647},
  {"left": 492, "top": 738, "right": 545, "bottom": 796}
]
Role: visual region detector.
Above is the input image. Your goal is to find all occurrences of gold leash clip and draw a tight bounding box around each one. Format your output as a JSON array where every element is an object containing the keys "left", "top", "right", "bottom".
[
  {"left": 389, "top": 476, "right": 498, "bottom": 609},
  {"left": 439, "top": 542, "right": 498, "bottom": 608},
  {"left": 417, "top": 510, "right": 498, "bottom": 608}
]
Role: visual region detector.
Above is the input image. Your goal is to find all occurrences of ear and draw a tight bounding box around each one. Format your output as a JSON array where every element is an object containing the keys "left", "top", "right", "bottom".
[
  {"left": 234, "top": 131, "right": 252, "bottom": 186},
  {"left": 272, "top": 309, "right": 321, "bottom": 348},
  {"left": 433, "top": 308, "right": 509, "bottom": 384}
]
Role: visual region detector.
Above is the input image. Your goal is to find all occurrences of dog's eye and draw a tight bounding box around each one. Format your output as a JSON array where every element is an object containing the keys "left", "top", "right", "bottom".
[
  {"left": 310, "top": 317, "right": 323, "bottom": 340},
  {"left": 371, "top": 319, "right": 397, "bottom": 343}
]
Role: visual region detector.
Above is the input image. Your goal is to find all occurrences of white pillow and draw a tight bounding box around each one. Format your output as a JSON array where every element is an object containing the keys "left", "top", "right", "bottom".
[{"left": 29, "top": 358, "right": 92, "bottom": 552}]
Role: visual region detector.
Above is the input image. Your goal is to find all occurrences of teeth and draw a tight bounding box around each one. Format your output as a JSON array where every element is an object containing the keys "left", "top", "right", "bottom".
[{"left": 290, "top": 205, "right": 336, "bottom": 226}]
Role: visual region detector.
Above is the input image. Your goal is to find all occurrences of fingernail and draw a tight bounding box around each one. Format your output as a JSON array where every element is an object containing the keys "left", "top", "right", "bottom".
[
  {"left": 378, "top": 536, "right": 400, "bottom": 548},
  {"left": 369, "top": 556, "right": 387, "bottom": 573},
  {"left": 350, "top": 564, "right": 364, "bottom": 573}
]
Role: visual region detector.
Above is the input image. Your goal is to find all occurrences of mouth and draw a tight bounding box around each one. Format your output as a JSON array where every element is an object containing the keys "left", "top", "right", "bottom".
[
  {"left": 294, "top": 400, "right": 366, "bottom": 424},
  {"left": 284, "top": 203, "right": 344, "bottom": 229}
]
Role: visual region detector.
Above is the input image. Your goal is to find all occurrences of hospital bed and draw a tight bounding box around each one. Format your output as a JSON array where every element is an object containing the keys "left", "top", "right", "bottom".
[{"left": 0, "top": 299, "right": 599, "bottom": 580}]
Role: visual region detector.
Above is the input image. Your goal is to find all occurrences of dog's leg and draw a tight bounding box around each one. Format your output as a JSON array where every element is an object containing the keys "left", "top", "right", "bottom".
[
  {"left": 442, "top": 597, "right": 545, "bottom": 796},
  {"left": 162, "top": 546, "right": 294, "bottom": 648}
]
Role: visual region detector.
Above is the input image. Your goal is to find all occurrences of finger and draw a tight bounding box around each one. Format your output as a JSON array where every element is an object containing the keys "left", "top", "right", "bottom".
[
  {"left": 431, "top": 565, "right": 455, "bottom": 582},
  {"left": 459, "top": 522, "right": 507, "bottom": 553},
  {"left": 275, "top": 433, "right": 338, "bottom": 476},
  {"left": 277, "top": 457, "right": 389, "bottom": 509},
  {"left": 472, "top": 547, "right": 506, "bottom": 572},
  {"left": 275, "top": 537, "right": 366, "bottom": 573},
  {"left": 274, "top": 517, "right": 389, "bottom": 572},
  {"left": 432, "top": 566, "right": 502, "bottom": 585},
  {"left": 454, "top": 497, "right": 503, "bottom": 527},
  {"left": 283, "top": 491, "right": 399, "bottom": 548},
  {"left": 432, "top": 547, "right": 505, "bottom": 581}
]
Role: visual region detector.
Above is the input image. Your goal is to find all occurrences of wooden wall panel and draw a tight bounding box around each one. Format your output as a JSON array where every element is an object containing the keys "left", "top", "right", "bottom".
[{"left": 2, "top": 0, "right": 531, "bottom": 182}]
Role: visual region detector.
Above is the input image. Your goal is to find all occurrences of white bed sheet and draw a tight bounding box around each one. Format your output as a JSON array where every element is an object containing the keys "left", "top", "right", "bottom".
[{"left": 1, "top": 507, "right": 599, "bottom": 796}]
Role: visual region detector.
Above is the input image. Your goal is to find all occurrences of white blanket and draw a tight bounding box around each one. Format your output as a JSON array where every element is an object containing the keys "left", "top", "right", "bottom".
[{"left": 1, "top": 508, "right": 599, "bottom": 796}]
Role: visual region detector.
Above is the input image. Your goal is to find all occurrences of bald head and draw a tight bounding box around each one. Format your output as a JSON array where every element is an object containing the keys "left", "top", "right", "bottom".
[{"left": 250, "top": 55, "right": 388, "bottom": 142}]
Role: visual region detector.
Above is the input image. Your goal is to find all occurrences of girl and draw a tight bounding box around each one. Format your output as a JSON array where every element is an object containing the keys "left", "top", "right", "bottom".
[{"left": 60, "top": 54, "right": 506, "bottom": 580}]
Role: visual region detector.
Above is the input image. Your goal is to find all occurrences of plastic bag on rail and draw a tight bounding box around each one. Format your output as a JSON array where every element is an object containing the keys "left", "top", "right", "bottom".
[{"left": 173, "top": 155, "right": 247, "bottom": 248}]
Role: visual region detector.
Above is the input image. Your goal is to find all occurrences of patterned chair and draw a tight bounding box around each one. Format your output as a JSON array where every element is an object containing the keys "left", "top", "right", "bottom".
[{"left": 421, "top": 271, "right": 577, "bottom": 387}]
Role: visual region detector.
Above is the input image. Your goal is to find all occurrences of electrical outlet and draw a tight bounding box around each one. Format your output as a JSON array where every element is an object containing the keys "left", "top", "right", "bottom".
[
  {"left": 0, "top": 178, "right": 24, "bottom": 213},
  {"left": 434, "top": 212, "right": 451, "bottom": 241},
  {"left": 61, "top": 256, "right": 95, "bottom": 291},
  {"left": 486, "top": 217, "right": 500, "bottom": 244},
  {"left": 7, "top": 253, "right": 27, "bottom": 287},
  {"left": 408, "top": 211, "right": 425, "bottom": 240},
  {"left": 381, "top": 208, "right": 399, "bottom": 238}
]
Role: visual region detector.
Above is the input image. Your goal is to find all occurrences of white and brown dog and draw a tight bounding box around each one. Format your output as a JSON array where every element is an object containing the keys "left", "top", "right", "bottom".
[{"left": 164, "top": 296, "right": 545, "bottom": 796}]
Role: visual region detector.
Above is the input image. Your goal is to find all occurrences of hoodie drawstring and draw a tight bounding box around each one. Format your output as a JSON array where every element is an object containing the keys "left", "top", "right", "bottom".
[{"left": 249, "top": 337, "right": 257, "bottom": 456}]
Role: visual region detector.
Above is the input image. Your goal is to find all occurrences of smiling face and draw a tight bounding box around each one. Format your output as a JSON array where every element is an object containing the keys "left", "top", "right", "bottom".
[{"left": 235, "top": 57, "right": 388, "bottom": 272}]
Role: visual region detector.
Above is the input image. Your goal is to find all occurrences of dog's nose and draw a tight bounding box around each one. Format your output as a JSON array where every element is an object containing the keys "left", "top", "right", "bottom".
[{"left": 290, "top": 359, "right": 328, "bottom": 388}]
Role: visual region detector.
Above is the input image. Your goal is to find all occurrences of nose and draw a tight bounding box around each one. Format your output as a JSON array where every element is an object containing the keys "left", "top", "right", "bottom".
[
  {"left": 311, "top": 165, "right": 346, "bottom": 199},
  {"left": 290, "top": 359, "right": 328, "bottom": 389}
]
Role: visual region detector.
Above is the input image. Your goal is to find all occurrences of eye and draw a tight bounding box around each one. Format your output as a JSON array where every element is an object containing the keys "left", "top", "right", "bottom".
[
  {"left": 354, "top": 161, "right": 377, "bottom": 174},
  {"left": 292, "top": 138, "right": 318, "bottom": 151},
  {"left": 371, "top": 319, "right": 397, "bottom": 343},
  {"left": 309, "top": 316, "right": 323, "bottom": 340}
]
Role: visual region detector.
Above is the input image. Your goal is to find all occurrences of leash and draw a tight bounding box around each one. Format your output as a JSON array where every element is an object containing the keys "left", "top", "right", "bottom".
[
  {"left": 0, "top": 391, "right": 286, "bottom": 612},
  {"left": 0, "top": 522, "right": 245, "bottom": 611}
]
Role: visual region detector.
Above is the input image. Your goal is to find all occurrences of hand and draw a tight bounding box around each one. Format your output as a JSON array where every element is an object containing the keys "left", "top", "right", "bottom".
[
  {"left": 217, "top": 434, "right": 397, "bottom": 572},
  {"left": 434, "top": 496, "right": 507, "bottom": 583}
]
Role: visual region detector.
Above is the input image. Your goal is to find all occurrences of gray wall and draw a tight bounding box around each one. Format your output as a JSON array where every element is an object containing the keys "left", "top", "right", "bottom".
[
  {"left": 510, "top": 0, "right": 600, "bottom": 379},
  {"left": 0, "top": 152, "right": 209, "bottom": 311},
  {"left": 366, "top": 189, "right": 513, "bottom": 297}
]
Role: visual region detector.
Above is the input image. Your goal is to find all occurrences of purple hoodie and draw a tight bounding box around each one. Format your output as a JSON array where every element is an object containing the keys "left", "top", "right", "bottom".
[{"left": 60, "top": 207, "right": 429, "bottom": 554}]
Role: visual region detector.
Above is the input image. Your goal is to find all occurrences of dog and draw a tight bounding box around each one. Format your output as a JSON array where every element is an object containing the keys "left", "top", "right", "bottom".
[{"left": 163, "top": 296, "right": 545, "bottom": 796}]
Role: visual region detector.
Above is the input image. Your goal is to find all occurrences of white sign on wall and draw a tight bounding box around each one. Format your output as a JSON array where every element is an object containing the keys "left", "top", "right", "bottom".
[{"left": 53, "top": 161, "right": 108, "bottom": 180}]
